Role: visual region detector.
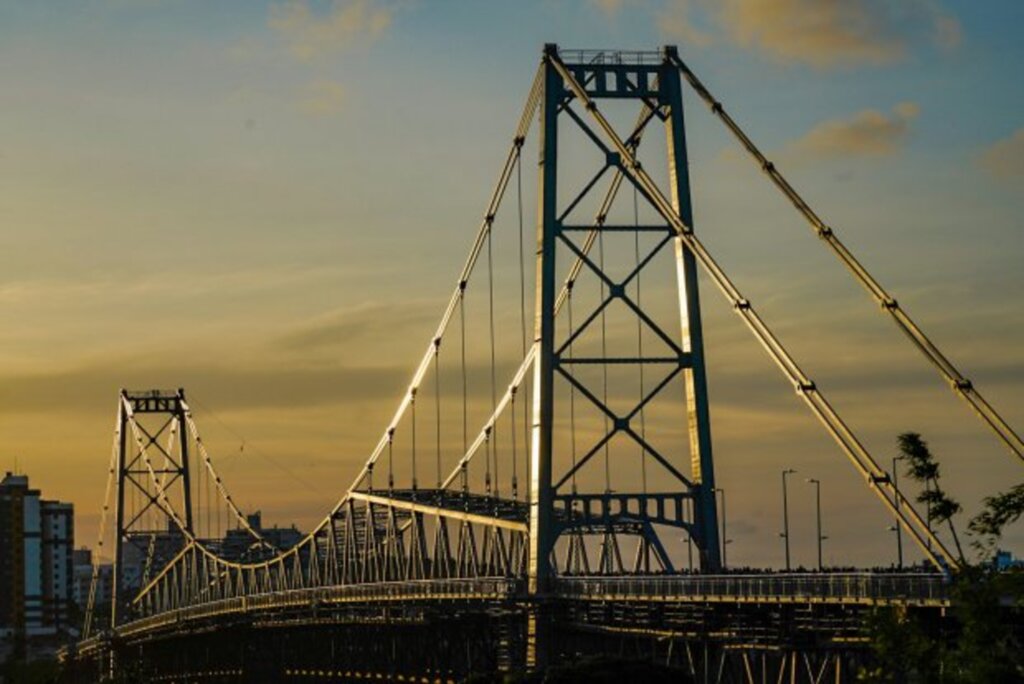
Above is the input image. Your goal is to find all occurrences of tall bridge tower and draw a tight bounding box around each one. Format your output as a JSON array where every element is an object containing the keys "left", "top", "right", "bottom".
[{"left": 529, "top": 44, "right": 720, "bottom": 594}]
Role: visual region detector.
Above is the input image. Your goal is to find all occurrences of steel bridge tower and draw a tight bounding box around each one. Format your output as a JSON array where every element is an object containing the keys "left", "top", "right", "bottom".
[
  {"left": 112, "top": 389, "right": 193, "bottom": 627},
  {"left": 528, "top": 44, "right": 721, "bottom": 604}
]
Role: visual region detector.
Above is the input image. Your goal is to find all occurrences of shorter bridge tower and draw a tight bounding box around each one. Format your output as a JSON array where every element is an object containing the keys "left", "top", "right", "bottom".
[{"left": 112, "top": 389, "right": 194, "bottom": 627}]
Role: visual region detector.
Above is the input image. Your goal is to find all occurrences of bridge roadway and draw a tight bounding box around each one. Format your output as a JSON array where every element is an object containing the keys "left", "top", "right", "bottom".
[{"left": 70, "top": 572, "right": 947, "bottom": 660}]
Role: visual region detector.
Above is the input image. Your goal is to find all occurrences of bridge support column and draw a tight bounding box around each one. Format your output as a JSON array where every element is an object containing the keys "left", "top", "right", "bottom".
[
  {"left": 526, "top": 42, "right": 561, "bottom": 670},
  {"left": 662, "top": 47, "right": 721, "bottom": 570}
]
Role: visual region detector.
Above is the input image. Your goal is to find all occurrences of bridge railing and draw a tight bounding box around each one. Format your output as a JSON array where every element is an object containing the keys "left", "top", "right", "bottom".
[
  {"left": 118, "top": 578, "right": 524, "bottom": 638},
  {"left": 554, "top": 572, "right": 949, "bottom": 606}
]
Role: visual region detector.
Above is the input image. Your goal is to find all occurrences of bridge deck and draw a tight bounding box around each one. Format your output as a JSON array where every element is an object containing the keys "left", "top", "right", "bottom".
[{"left": 69, "top": 572, "right": 947, "bottom": 660}]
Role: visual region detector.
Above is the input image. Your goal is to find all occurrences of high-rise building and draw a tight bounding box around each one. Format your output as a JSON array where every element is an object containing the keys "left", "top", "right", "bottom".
[
  {"left": 72, "top": 548, "right": 113, "bottom": 633},
  {"left": 72, "top": 548, "right": 93, "bottom": 608},
  {"left": 0, "top": 477, "right": 26, "bottom": 640},
  {"left": 0, "top": 472, "right": 75, "bottom": 639},
  {"left": 41, "top": 501, "right": 74, "bottom": 631}
]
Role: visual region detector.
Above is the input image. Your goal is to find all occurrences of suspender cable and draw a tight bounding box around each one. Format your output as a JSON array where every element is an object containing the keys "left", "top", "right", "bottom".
[
  {"left": 488, "top": 226, "right": 498, "bottom": 495},
  {"left": 411, "top": 389, "right": 418, "bottom": 491},
  {"left": 517, "top": 151, "right": 532, "bottom": 502},
  {"left": 216, "top": 463, "right": 222, "bottom": 539},
  {"left": 438, "top": 102, "right": 659, "bottom": 494},
  {"left": 634, "top": 185, "right": 648, "bottom": 494},
  {"left": 434, "top": 339, "right": 442, "bottom": 489},
  {"left": 344, "top": 67, "right": 543, "bottom": 498},
  {"left": 510, "top": 388, "right": 519, "bottom": 500},
  {"left": 207, "top": 448, "right": 214, "bottom": 540},
  {"left": 460, "top": 287, "right": 469, "bottom": 492},
  {"left": 387, "top": 428, "right": 395, "bottom": 492},
  {"left": 440, "top": 347, "right": 537, "bottom": 491},
  {"left": 517, "top": 151, "right": 528, "bottom": 360},
  {"left": 670, "top": 54, "right": 1024, "bottom": 466},
  {"left": 195, "top": 435, "right": 203, "bottom": 537},
  {"left": 568, "top": 285, "right": 579, "bottom": 494},
  {"left": 182, "top": 408, "right": 272, "bottom": 549},
  {"left": 599, "top": 232, "right": 611, "bottom": 493}
]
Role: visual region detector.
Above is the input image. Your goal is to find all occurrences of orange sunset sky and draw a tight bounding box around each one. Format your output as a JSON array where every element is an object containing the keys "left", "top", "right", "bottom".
[{"left": 2, "top": 0, "right": 1022, "bottom": 569}]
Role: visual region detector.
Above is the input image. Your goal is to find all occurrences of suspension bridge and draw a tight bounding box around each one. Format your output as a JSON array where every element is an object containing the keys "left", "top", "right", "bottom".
[{"left": 60, "top": 45, "right": 1022, "bottom": 683}]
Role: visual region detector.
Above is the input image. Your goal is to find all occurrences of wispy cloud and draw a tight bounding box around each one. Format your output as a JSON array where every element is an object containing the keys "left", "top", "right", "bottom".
[
  {"left": 588, "top": 0, "right": 626, "bottom": 17},
  {"left": 977, "top": 128, "right": 1024, "bottom": 180},
  {"left": 0, "top": 265, "right": 347, "bottom": 308},
  {"left": 658, "top": 0, "right": 714, "bottom": 48},
  {"left": 786, "top": 102, "right": 920, "bottom": 160},
  {"left": 276, "top": 301, "right": 437, "bottom": 352},
  {"left": 269, "top": 0, "right": 393, "bottom": 62},
  {"left": 0, "top": 358, "right": 410, "bottom": 415},
  {"left": 658, "top": 0, "right": 960, "bottom": 69},
  {"left": 298, "top": 79, "right": 346, "bottom": 117}
]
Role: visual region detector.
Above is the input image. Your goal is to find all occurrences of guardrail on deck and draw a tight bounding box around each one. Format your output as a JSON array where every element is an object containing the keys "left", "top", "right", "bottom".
[{"left": 554, "top": 572, "right": 949, "bottom": 606}]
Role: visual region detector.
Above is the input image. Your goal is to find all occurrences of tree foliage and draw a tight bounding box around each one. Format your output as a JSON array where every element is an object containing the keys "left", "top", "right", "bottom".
[
  {"left": 968, "top": 483, "right": 1024, "bottom": 556},
  {"left": 857, "top": 607, "right": 941, "bottom": 683},
  {"left": 861, "top": 434, "right": 1024, "bottom": 682},
  {"left": 896, "top": 432, "right": 964, "bottom": 560}
]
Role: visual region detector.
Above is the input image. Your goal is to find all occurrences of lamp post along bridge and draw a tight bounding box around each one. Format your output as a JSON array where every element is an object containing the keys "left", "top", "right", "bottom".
[{"left": 61, "top": 46, "right": 1023, "bottom": 684}]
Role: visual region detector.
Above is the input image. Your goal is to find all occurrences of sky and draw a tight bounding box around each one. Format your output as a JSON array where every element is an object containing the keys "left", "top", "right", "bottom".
[{"left": 1, "top": 0, "right": 1023, "bottom": 570}]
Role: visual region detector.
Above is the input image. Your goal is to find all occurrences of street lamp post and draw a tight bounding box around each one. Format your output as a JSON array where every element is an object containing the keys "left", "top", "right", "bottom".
[
  {"left": 892, "top": 455, "right": 904, "bottom": 569},
  {"left": 806, "top": 478, "right": 825, "bottom": 571},
  {"left": 713, "top": 487, "right": 727, "bottom": 568},
  {"left": 887, "top": 526, "right": 904, "bottom": 568},
  {"left": 685, "top": 498, "right": 694, "bottom": 572},
  {"left": 781, "top": 468, "right": 796, "bottom": 571}
]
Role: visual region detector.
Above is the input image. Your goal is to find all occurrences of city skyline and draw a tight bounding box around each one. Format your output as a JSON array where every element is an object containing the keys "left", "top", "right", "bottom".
[{"left": 2, "top": 0, "right": 1023, "bottom": 571}]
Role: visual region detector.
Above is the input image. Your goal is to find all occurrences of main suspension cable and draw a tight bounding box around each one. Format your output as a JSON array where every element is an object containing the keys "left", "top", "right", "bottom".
[{"left": 670, "top": 54, "right": 1024, "bottom": 466}]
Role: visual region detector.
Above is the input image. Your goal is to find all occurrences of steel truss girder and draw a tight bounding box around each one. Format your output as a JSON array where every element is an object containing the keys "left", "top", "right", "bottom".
[{"left": 132, "top": 488, "right": 532, "bottom": 620}]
